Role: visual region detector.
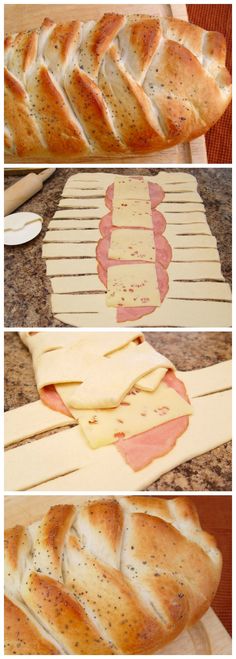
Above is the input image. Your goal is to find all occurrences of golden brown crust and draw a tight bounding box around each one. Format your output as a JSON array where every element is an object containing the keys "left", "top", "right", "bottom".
[
  {"left": 22, "top": 571, "right": 112, "bottom": 654},
  {"left": 4, "top": 596, "right": 59, "bottom": 655},
  {"left": 4, "top": 13, "right": 231, "bottom": 160},
  {"left": 4, "top": 496, "right": 222, "bottom": 655}
]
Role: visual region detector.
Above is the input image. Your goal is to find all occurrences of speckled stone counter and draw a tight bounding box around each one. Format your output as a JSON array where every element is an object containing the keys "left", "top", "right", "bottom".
[
  {"left": 4, "top": 167, "right": 232, "bottom": 327},
  {"left": 4, "top": 331, "right": 232, "bottom": 492}
]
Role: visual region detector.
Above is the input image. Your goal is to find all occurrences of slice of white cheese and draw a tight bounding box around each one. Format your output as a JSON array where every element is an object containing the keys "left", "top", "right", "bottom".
[
  {"left": 108, "top": 228, "right": 156, "bottom": 262},
  {"left": 106, "top": 263, "right": 160, "bottom": 307},
  {"left": 112, "top": 200, "right": 152, "bottom": 228},
  {"left": 61, "top": 342, "right": 173, "bottom": 409},
  {"left": 73, "top": 382, "right": 192, "bottom": 448},
  {"left": 114, "top": 177, "right": 149, "bottom": 200}
]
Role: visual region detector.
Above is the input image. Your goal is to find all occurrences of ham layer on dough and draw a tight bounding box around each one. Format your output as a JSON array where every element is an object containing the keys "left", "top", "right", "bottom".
[{"left": 97, "top": 180, "right": 172, "bottom": 322}]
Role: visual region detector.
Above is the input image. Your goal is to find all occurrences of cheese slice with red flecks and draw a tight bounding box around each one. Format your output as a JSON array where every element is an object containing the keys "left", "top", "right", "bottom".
[
  {"left": 73, "top": 382, "right": 192, "bottom": 449},
  {"left": 107, "top": 263, "right": 161, "bottom": 307},
  {"left": 112, "top": 200, "right": 152, "bottom": 228},
  {"left": 108, "top": 228, "right": 156, "bottom": 261}
]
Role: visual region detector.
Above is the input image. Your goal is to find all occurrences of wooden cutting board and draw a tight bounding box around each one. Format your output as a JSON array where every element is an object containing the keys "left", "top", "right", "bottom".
[
  {"left": 4, "top": 4, "right": 207, "bottom": 164},
  {"left": 4, "top": 495, "right": 231, "bottom": 655}
]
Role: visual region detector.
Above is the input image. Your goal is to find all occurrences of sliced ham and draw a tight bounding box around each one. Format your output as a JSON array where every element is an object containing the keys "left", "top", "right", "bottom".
[
  {"left": 99, "top": 209, "right": 166, "bottom": 237},
  {"left": 116, "top": 371, "right": 190, "bottom": 471},
  {"left": 40, "top": 384, "right": 72, "bottom": 417},
  {"left": 105, "top": 181, "right": 165, "bottom": 210}
]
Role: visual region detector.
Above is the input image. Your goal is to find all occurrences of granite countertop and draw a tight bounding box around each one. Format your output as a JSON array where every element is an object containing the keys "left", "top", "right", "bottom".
[
  {"left": 4, "top": 167, "right": 232, "bottom": 327},
  {"left": 4, "top": 331, "right": 232, "bottom": 492}
]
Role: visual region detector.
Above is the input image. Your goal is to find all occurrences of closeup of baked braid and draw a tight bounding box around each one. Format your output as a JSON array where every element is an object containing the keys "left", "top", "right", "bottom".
[
  {"left": 4, "top": 13, "right": 231, "bottom": 161},
  {"left": 5, "top": 496, "right": 222, "bottom": 655}
]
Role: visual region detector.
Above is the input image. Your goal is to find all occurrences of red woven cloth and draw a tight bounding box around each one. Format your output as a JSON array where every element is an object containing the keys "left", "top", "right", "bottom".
[{"left": 187, "top": 4, "right": 232, "bottom": 163}]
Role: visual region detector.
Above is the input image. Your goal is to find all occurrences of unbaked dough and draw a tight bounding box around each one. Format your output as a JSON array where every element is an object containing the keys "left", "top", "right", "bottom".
[
  {"left": 168, "top": 261, "right": 224, "bottom": 281},
  {"left": 51, "top": 275, "right": 102, "bottom": 294},
  {"left": 46, "top": 259, "right": 98, "bottom": 276},
  {"left": 106, "top": 263, "right": 160, "bottom": 307},
  {"left": 42, "top": 243, "right": 96, "bottom": 258},
  {"left": 163, "top": 192, "right": 201, "bottom": 202},
  {"left": 44, "top": 229, "right": 100, "bottom": 242},
  {"left": 4, "top": 400, "right": 74, "bottom": 447},
  {"left": 4, "top": 426, "right": 90, "bottom": 491},
  {"left": 56, "top": 342, "right": 174, "bottom": 410}
]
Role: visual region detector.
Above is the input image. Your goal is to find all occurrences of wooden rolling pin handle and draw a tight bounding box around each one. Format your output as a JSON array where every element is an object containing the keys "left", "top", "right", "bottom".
[{"left": 4, "top": 169, "right": 56, "bottom": 216}]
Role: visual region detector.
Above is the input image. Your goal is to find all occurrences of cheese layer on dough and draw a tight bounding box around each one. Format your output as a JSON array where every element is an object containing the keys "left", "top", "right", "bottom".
[
  {"left": 56, "top": 342, "right": 174, "bottom": 409},
  {"left": 112, "top": 200, "right": 152, "bottom": 228},
  {"left": 106, "top": 263, "right": 160, "bottom": 307},
  {"left": 73, "top": 382, "right": 192, "bottom": 449},
  {"left": 108, "top": 229, "right": 156, "bottom": 262},
  {"left": 114, "top": 177, "right": 149, "bottom": 200}
]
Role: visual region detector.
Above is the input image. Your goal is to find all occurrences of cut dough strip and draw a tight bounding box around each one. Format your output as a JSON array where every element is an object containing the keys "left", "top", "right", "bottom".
[
  {"left": 61, "top": 190, "right": 104, "bottom": 198},
  {"left": 159, "top": 203, "right": 204, "bottom": 213},
  {"left": 44, "top": 229, "right": 100, "bottom": 243},
  {"left": 165, "top": 224, "right": 212, "bottom": 237},
  {"left": 53, "top": 209, "right": 106, "bottom": 219},
  {"left": 162, "top": 192, "right": 202, "bottom": 202},
  {"left": 4, "top": 426, "right": 91, "bottom": 491},
  {"left": 178, "top": 360, "right": 232, "bottom": 399},
  {"left": 4, "top": 400, "right": 74, "bottom": 447},
  {"left": 49, "top": 219, "right": 100, "bottom": 230},
  {"left": 58, "top": 198, "right": 106, "bottom": 210},
  {"left": 164, "top": 212, "right": 207, "bottom": 224},
  {"left": 172, "top": 248, "right": 219, "bottom": 261},
  {"left": 51, "top": 275, "right": 103, "bottom": 294},
  {"left": 31, "top": 389, "right": 231, "bottom": 492},
  {"left": 43, "top": 243, "right": 96, "bottom": 258},
  {"left": 46, "top": 259, "right": 98, "bottom": 276},
  {"left": 168, "top": 261, "right": 224, "bottom": 281}
]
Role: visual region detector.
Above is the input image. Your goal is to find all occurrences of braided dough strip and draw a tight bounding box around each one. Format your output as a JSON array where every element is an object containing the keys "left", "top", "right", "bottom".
[{"left": 4, "top": 14, "right": 231, "bottom": 159}]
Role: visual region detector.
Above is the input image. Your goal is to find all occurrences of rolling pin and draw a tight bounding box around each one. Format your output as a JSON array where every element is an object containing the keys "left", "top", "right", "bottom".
[{"left": 4, "top": 169, "right": 56, "bottom": 216}]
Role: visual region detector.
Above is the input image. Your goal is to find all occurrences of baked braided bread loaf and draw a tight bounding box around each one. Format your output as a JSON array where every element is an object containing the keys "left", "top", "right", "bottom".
[
  {"left": 4, "top": 13, "right": 231, "bottom": 161},
  {"left": 5, "top": 496, "right": 222, "bottom": 655}
]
